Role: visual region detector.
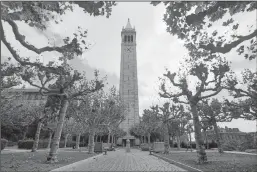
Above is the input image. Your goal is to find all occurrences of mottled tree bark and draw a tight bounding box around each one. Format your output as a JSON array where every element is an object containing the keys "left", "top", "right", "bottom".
[
  {"left": 213, "top": 121, "right": 223, "bottom": 153},
  {"left": 191, "top": 104, "right": 207, "bottom": 164},
  {"left": 111, "top": 134, "right": 114, "bottom": 144},
  {"left": 148, "top": 132, "right": 151, "bottom": 150},
  {"left": 108, "top": 130, "right": 111, "bottom": 144},
  {"left": 47, "top": 131, "right": 53, "bottom": 149},
  {"left": 47, "top": 99, "right": 69, "bottom": 163},
  {"left": 148, "top": 133, "right": 151, "bottom": 144},
  {"left": 75, "top": 133, "right": 81, "bottom": 149},
  {"left": 189, "top": 132, "right": 192, "bottom": 152},
  {"left": 204, "top": 130, "right": 209, "bottom": 149},
  {"left": 177, "top": 132, "right": 181, "bottom": 150},
  {"left": 88, "top": 126, "right": 95, "bottom": 154},
  {"left": 64, "top": 134, "right": 69, "bottom": 148},
  {"left": 22, "top": 125, "right": 28, "bottom": 140},
  {"left": 164, "top": 123, "right": 170, "bottom": 154},
  {"left": 32, "top": 121, "right": 43, "bottom": 152}
]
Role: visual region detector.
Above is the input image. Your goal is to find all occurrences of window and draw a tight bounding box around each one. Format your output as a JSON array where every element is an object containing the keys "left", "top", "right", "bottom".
[
  {"left": 131, "top": 35, "right": 133, "bottom": 42},
  {"left": 128, "top": 36, "right": 130, "bottom": 42},
  {"left": 125, "top": 35, "right": 127, "bottom": 42}
]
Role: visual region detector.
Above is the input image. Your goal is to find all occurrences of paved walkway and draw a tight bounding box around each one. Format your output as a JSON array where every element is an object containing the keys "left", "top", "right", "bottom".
[{"left": 51, "top": 148, "right": 186, "bottom": 171}]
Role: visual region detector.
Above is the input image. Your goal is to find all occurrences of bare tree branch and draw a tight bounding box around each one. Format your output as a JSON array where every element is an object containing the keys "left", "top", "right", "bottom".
[
  {"left": 199, "top": 30, "right": 257, "bottom": 54},
  {"left": 4, "top": 18, "right": 82, "bottom": 55}
]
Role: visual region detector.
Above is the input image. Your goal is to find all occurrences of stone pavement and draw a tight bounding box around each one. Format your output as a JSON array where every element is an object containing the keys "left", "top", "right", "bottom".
[{"left": 51, "top": 148, "right": 187, "bottom": 171}]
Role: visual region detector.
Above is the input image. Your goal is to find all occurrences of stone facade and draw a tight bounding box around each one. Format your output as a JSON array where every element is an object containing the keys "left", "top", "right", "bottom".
[
  {"left": 6, "top": 88, "right": 47, "bottom": 106},
  {"left": 118, "top": 19, "right": 140, "bottom": 146},
  {"left": 119, "top": 19, "right": 140, "bottom": 134},
  {"left": 204, "top": 126, "right": 256, "bottom": 144}
]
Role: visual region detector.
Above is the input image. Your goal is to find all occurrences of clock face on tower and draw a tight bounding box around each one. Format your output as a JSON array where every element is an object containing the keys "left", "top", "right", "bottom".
[{"left": 125, "top": 46, "right": 133, "bottom": 53}]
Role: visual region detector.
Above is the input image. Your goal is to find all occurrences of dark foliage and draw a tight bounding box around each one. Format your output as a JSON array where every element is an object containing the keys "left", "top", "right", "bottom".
[{"left": 1, "top": 139, "right": 8, "bottom": 150}]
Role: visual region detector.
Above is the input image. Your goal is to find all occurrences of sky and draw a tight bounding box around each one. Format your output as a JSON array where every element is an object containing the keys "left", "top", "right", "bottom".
[{"left": 2, "top": 2, "right": 256, "bottom": 132}]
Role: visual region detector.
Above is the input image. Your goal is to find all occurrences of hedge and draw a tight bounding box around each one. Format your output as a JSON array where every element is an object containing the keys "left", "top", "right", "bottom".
[
  {"left": 1, "top": 139, "right": 8, "bottom": 151},
  {"left": 18, "top": 139, "right": 83, "bottom": 149},
  {"left": 222, "top": 140, "right": 252, "bottom": 152},
  {"left": 140, "top": 143, "right": 153, "bottom": 151}
]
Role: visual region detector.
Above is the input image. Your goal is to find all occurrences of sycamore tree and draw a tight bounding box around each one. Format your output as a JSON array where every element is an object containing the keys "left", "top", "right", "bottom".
[
  {"left": 44, "top": 121, "right": 57, "bottom": 149},
  {"left": 72, "top": 120, "right": 87, "bottom": 149},
  {"left": 198, "top": 98, "right": 234, "bottom": 153},
  {"left": 75, "top": 90, "right": 109, "bottom": 154},
  {"left": 62, "top": 118, "right": 75, "bottom": 148},
  {"left": 156, "top": 103, "right": 190, "bottom": 152},
  {"left": 32, "top": 94, "right": 64, "bottom": 152},
  {"left": 224, "top": 69, "right": 257, "bottom": 120},
  {"left": 141, "top": 108, "right": 160, "bottom": 145},
  {"left": 199, "top": 116, "right": 213, "bottom": 150},
  {"left": 2, "top": 1, "right": 116, "bottom": 162},
  {"left": 101, "top": 86, "right": 126, "bottom": 144},
  {"left": 151, "top": 2, "right": 257, "bottom": 61},
  {"left": 185, "top": 122, "right": 194, "bottom": 152},
  {"left": 130, "top": 122, "right": 145, "bottom": 143},
  {"left": 159, "top": 55, "right": 230, "bottom": 163}
]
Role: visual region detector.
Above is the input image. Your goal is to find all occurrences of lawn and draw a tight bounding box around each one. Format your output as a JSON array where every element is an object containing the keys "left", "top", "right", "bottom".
[
  {"left": 1, "top": 149, "right": 98, "bottom": 171},
  {"left": 155, "top": 151, "right": 257, "bottom": 172}
]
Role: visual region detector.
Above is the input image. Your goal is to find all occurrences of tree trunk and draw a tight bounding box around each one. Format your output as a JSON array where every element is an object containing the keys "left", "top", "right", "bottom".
[
  {"left": 32, "top": 121, "right": 43, "bottom": 152},
  {"left": 47, "top": 131, "right": 53, "bottom": 149},
  {"left": 88, "top": 126, "right": 95, "bottom": 154},
  {"left": 108, "top": 130, "right": 111, "bottom": 144},
  {"left": 164, "top": 123, "right": 170, "bottom": 154},
  {"left": 177, "top": 135, "right": 181, "bottom": 150},
  {"left": 94, "top": 135, "right": 97, "bottom": 142},
  {"left": 189, "top": 132, "right": 192, "bottom": 152},
  {"left": 47, "top": 98, "right": 69, "bottom": 163},
  {"left": 111, "top": 134, "right": 114, "bottom": 144},
  {"left": 75, "top": 133, "right": 81, "bottom": 149},
  {"left": 191, "top": 103, "right": 207, "bottom": 164},
  {"left": 213, "top": 121, "right": 223, "bottom": 153},
  {"left": 171, "top": 136, "right": 175, "bottom": 147},
  {"left": 204, "top": 130, "right": 209, "bottom": 149},
  {"left": 148, "top": 133, "right": 151, "bottom": 144},
  {"left": 64, "top": 134, "right": 69, "bottom": 148},
  {"left": 22, "top": 125, "right": 28, "bottom": 140}
]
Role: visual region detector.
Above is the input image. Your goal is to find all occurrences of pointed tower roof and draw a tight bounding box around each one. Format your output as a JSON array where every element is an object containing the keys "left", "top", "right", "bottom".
[{"left": 125, "top": 18, "right": 132, "bottom": 29}]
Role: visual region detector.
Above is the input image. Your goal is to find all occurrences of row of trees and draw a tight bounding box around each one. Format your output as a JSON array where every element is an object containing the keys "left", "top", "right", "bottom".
[
  {"left": 147, "top": 1, "right": 256, "bottom": 164},
  {"left": 1, "top": 1, "right": 256, "bottom": 165},
  {"left": 1, "top": 1, "right": 121, "bottom": 163}
]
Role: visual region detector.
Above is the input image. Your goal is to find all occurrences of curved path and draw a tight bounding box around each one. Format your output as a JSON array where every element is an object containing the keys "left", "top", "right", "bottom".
[{"left": 51, "top": 148, "right": 186, "bottom": 171}]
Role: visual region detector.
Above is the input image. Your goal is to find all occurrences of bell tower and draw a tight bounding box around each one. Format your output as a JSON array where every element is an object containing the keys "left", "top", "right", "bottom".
[{"left": 118, "top": 19, "right": 140, "bottom": 146}]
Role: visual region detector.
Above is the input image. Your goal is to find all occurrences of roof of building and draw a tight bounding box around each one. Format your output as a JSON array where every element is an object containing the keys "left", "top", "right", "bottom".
[{"left": 125, "top": 18, "right": 132, "bottom": 29}]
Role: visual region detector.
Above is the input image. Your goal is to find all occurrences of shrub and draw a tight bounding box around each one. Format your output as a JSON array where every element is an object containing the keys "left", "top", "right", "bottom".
[
  {"left": 181, "top": 141, "right": 187, "bottom": 148},
  {"left": 1, "top": 139, "right": 8, "bottom": 151},
  {"left": 18, "top": 140, "right": 34, "bottom": 149},
  {"left": 209, "top": 140, "right": 218, "bottom": 149},
  {"left": 7, "top": 141, "right": 17, "bottom": 147},
  {"left": 18, "top": 139, "right": 79, "bottom": 149},
  {"left": 222, "top": 140, "right": 251, "bottom": 152},
  {"left": 140, "top": 143, "right": 153, "bottom": 151}
]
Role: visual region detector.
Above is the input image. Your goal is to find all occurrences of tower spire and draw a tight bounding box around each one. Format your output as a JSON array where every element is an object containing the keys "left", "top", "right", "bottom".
[{"left": 125, "top": 18, "right": 132, "bottom": 29}]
